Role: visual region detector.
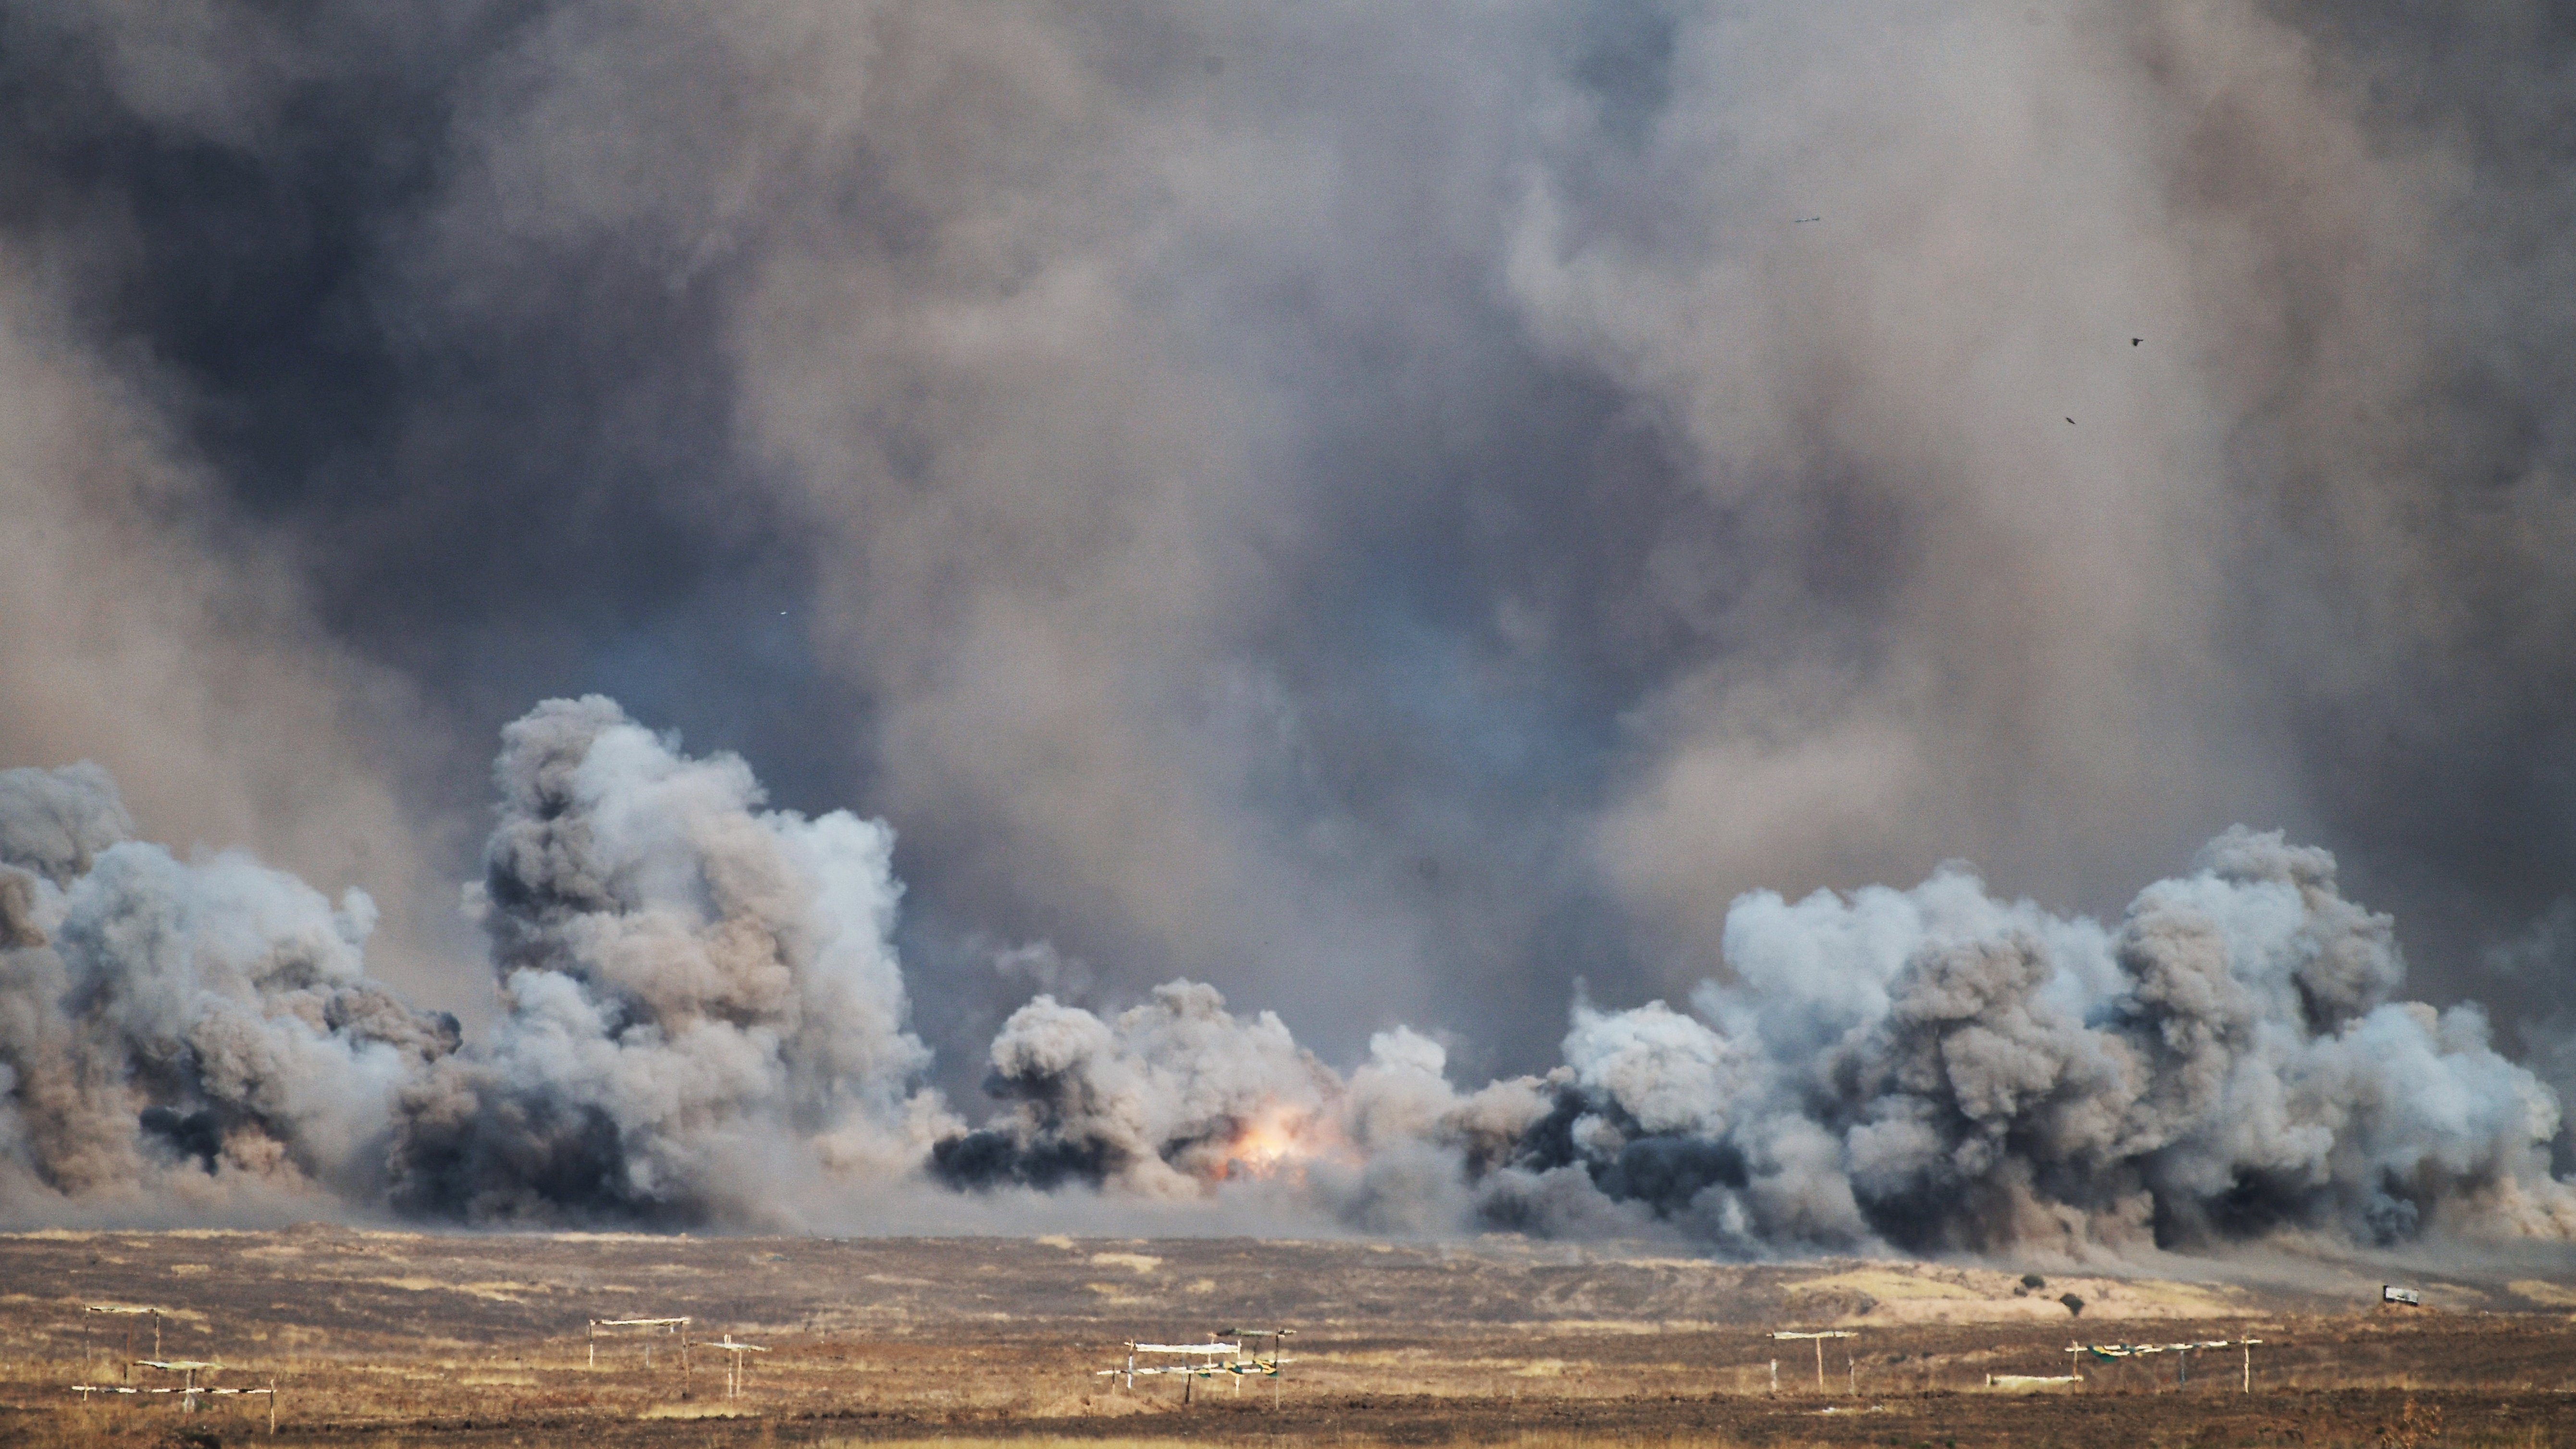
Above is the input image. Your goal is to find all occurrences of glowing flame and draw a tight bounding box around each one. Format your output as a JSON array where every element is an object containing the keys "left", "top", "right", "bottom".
[
  {"left": 1230, "top": 1116, "right": 1302, "bottom": 1171},
  {"left": 1210, "top": 1106, "right": 1341, "bottom": 1181}
]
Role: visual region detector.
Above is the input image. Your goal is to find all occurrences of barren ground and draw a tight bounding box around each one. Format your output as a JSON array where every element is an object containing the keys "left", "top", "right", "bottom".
[{"left": 1, "top": 1227, "right": 2573, "bottom": 1447}]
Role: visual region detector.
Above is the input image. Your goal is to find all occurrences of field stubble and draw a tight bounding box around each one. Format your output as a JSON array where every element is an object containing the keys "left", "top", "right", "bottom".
[{"left": 0, "top": 1228, "right": 2572, "bottom": 1447}]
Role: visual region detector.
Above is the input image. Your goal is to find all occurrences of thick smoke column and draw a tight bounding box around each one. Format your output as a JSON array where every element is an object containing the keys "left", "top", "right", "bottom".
[{"left": 390, "top": 697, "right": 946, "bottom": 1225}]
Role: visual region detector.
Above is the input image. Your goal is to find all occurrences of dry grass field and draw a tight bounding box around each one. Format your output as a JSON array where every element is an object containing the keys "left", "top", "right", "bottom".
[{"left": 0, "top": 1228, "right": 2573, "bottom": 1447}]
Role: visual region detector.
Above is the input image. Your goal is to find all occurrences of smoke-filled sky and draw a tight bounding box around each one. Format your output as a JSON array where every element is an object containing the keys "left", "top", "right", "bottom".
[{"left": 6, "top": 0, "right": 2576, "bottom": 1214}]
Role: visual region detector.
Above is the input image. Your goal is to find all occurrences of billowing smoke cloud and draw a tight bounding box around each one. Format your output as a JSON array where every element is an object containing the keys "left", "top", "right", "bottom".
[
  {"left": 11, "top": 2, "right": 2576, "bottom": 1088},
  {"left": 0, "top": 700, "right": 945, "bottom": 1228},
  {"left": 933, "top": 982, "right": 1341, "bottom": 1195},
  {"left": 931, "top": 989, "right": 1553, "bottom": 1237},
  {"left": 0, "top": 698, "right": 2568, "bottom": 1254},
  {"left": 0, "top": 762, "right": 457, "bottom": 1215},
  {"left": 389, "top": 697, "right": 947, "bottom": 1224},
  {"left": 5, "top": 4, "right": 2576, "bottom": 1255},
  {"left": 1476, "top": 830, "right": 2575, "bottom": 1253},
  {"left": 929, "top": 828, "right": 2573, "bottom": 1254}
]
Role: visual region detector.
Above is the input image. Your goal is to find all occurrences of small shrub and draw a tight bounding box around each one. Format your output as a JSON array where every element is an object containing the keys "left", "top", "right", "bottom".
[
  {"left": 2020, "top": 1273, "right": 2046, "bottom": 1290},
  {"left": 2059, "top": 1292, "right": 2085, "bottom": 1317}
]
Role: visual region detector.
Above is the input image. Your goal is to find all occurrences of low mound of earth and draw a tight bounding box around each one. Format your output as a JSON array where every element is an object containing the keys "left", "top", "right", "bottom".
[{"left": 0, "top": 1228, "right": 2569, "bottom": 1447}]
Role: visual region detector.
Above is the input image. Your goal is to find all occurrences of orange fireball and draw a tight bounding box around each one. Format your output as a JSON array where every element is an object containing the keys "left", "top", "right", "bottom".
[
  {"left": 1210, "top": 1105, "right": 1346, "bottom": 1181},
  {"left": 1229, "top": 1115, "right": 1300, "bottom": 1172}
]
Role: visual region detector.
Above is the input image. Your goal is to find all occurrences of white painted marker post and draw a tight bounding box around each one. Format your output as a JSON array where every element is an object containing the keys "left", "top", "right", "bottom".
[{"left": 707, "top": 1337, "right": 768, "bottom": 1400}]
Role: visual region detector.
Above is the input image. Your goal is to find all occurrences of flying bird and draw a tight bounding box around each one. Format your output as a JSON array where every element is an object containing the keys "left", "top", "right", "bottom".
[
  {"left": 2132, "top": 337, "right": 2143, "bottom": 346},
  {"left": 2065, "top": 417, "right": 2076, "bottom": 425},
  {"left": 1794, "top": 216, "right": 1822, "bottom": 223}
]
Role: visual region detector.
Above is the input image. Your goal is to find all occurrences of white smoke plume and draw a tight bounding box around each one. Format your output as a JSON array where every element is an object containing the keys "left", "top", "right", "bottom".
[
  {"left": 0, "top": 699, "right": 948, "bottom": 1227},
  {"left": 0, "top": 763, "right": 457, "bottom": 1217},
  {"left": 1468, "top": 829, "right": 2576, "bottom": 1253},
  {"left": 388, "top": 697, "right": 949, "bottom": 1225},
  {"left": 928, "top": 982, "right": 1552, "bottom": 1237},
  {"left": 933, "top": 982, "right": 1338, "bottom": 1195}
]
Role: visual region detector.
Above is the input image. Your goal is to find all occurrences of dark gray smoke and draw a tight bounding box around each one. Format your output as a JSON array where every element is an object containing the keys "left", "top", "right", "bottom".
[
  {"left": 8, "top": 1, "right": 2576, "bottom": 1083},
  {"left": 4, "top": 5, "right": 2576, "bottom": 1250}
]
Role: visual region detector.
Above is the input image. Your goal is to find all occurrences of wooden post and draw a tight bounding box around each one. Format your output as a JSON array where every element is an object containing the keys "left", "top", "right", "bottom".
[
  {"left": 1769, "top": 1360, "right": 1778, "bottom": 1395},
  {"left": 588, "top": 1320, "right": 595, "bottom": 1369},
  {"left": 269, "top": 1376, "right": 277, "bottom": 1436},
  {"left": 1814, "top": 1336, "right": 1825, "bottom": 1391}
]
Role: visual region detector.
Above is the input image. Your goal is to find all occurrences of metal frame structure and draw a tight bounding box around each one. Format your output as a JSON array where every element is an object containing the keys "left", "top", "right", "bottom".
[
  {"left": 1223, "top": 1326, "right": 1294, "bottom": 1408},
  {"left": 2069, "top": 1338, "right": 2263, "bottom": 1391},
  {"left": 588, "top": 1315, "right": 691, "bottom": 1376},
  {"left": 705, "top": 1336, "right": 769, "bottom": 1400},
  {"left": 1101, "top": 1327, "right": 1295, "bottom": 1406},
  {"left": 1771, "top": 1329, "right": 1858, "bottom": 1392},
  {"left": 83, "top": 1304, "right": 166, "bottom": 1383}
]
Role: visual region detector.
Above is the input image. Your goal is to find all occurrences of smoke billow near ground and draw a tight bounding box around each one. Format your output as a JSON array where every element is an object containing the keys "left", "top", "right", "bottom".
[
  {"left": 1, "top": 700, "right": 2569, "bottom": 1260},
  {"left": 5, "top": 3, "right": 2576, "bottom": 1267}
]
